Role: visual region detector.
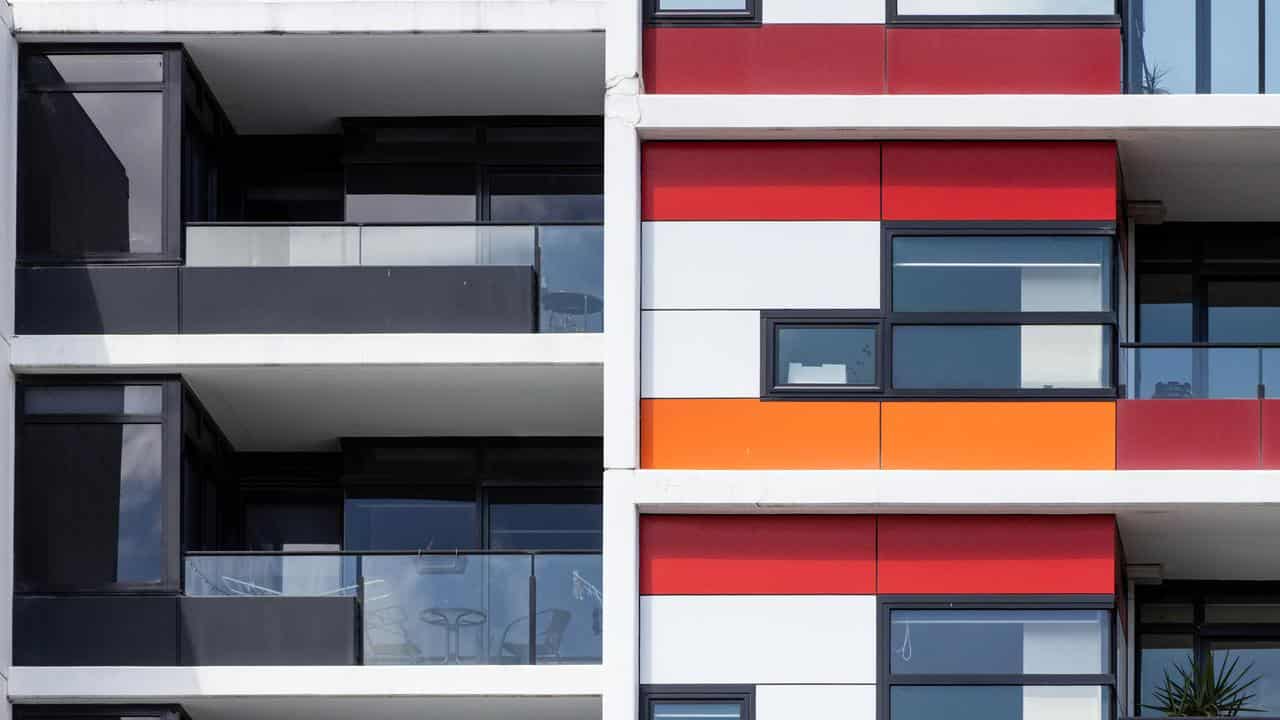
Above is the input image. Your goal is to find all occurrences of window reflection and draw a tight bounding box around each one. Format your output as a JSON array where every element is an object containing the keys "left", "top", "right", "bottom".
[{"left": 343, "top": 495, "right": 477, "bottom": 551}]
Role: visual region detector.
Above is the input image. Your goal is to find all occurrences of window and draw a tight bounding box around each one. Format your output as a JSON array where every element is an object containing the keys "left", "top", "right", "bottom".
[
  {"left": 343, "top": 491, "right": 479, "bottom": 551},
  {"left": 891, "top": 0, "right": 1117, "bottom": 22},
  {"left": 645, "top": 0, "right": 760, "bottom": 25},
  {"left": 344, "top": 164, "right": 478, "bottom": 223},
  {"left": 15, "top": 380, "right": 180, "bottom": 593},
  {"left": 883, "top": 601, "right": 1115, "bottom": 720},
  {"left": 886, "top": 226, "right": 1117, "bottom": 396},
  {"left": 763, "top": 314, "right": 882, "bottom": 398},
  {"left": 642, "top": 687, "right": 753, "bottom": 720},
  {"left": 488, "top": 171, "right": 603, "bottom": 224},
  {"left": 487, "top": 488, "right": 603, "bottom": 550},
  {"left": 1128, "top": 0, "right": 1280, "bottom": 94},
  {"left": 1138, "top": 583, "right": 1280, "bottom": 715},
  {"left": 18, "top": 48, "right": 180, "bottom": 262}
]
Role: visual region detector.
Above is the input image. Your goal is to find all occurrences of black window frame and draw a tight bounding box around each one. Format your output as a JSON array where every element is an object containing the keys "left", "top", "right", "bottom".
[
  {"left": 641, "top": 685, "right": 756, "bottom": 720},
  {"left": 761, "top": 311, "right": 885, "bottom": 399},
  {"left": 15, "top": 376, "right": 183, "bottom": 594},
  {"left": 887, "top": 0, "right": 1121, "bottom": 26},
  {"left": 14, "top": 705, "right": 189, "bottom": 720},
  {"left": 644, "top": 0, "right": 761, "bottom": 26},
  {"left": 883, "top": 222, "right": 1120, "bottom": 399},
  {"left": 17, "top": 44, "right": 184, "bottom": 265},
  {"left": 877, "top": 595, "right": 1118, "bottom": 720},
  {"left": 1135, "top": 580, "right": 1280, "bottom": 717}
]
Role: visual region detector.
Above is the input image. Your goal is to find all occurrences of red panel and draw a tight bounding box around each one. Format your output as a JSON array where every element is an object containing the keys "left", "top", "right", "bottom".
[
  {"left": 1117, "top": 400, "right": 1260, "bottom": 470},
  {"left": 887, "top": 28, "right": 1121, "bottom": 94},
  {"left": 1261, "top": 400, "right": 1280, "bottom": 469},
  {"left": 642, "top": 142, "right": 881, "bottom": 221},
  {"left": 644, "top": 26, "right": 885, "bottom": 95},
  {"left": 882, "top": 141, "right": 1117, "bottom": 221},
  {"left": 877, "top": 516, "right": 1117, "bottom": 595},
  {"left": 640, "top": 515, "right": 876, "bottom": 595}
]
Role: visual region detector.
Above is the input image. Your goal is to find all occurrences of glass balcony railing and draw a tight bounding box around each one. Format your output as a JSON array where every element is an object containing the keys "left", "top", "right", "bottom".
[
  {"left": 184, "top": 223, "right": 603, "bottom": 333},
  {"left": 1122, "top": 343, "right": 1280, "bottom": 399},
  {"left": 183, "top": 551, "right": 602, "bottom": 666}
]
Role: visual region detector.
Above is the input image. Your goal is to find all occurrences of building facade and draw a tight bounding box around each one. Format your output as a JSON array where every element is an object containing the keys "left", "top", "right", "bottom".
[{"left": 1, "top": 0, "right": 1280, "bottom": 719}]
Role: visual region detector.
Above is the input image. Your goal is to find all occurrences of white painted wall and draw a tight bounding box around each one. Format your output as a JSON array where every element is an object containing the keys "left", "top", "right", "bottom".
[
  {"left": 641, "top": 311, "right": 759, "bottom": 398},
  {"left": 755, "top": 685, "right": 876, "bottom": 720},
  {"left": 640, "top": 595, "right": 876, "bottom": 685},
  {"left": 762, "top": 0, "right": 883, "bottom": 23},
  {"left": 642, "top": 222, "right": 881, "bottom": 311},
  {"left": 603, "top": 101, "right": 642, "bottom": 471}
]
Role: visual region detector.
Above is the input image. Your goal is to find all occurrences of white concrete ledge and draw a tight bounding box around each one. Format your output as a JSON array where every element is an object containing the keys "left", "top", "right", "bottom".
[
  {"left": 614, "top": 468, "right": 1280, "bottom": 511},
  {"left": 11, "top": 0, "right": 605, "bottom": 34},
  {"left": 631, "top": 93, "right": 1280, "bottom": 139},
  {"left": 8, "top": 664, "right": 604, "bottom": 700},
  {"left": 11, "top": 333, "right": 603, "bottom": 372}
]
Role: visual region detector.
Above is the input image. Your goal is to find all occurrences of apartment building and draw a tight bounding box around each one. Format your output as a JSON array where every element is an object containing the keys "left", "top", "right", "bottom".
[{"left": 1, "top": 0, "right": 1280, "bottom": 719}]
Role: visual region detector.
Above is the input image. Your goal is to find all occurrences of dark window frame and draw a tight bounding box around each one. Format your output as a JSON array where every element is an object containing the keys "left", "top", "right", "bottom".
[
  {"left": 1135, "top": 580, "right": 1280, "bottom": 717},
  {"left": 14, "top": 705, "right": 189, "bottom": 720},
  {"left": 761, "top": 311, "right": 886, "bottom": 399},
  {"left": 887, "top": 0, "right": 1121, "bottom": 26},
  {"left": 15, "top": 376, "right": 183, "bottom": 594},
  {"left": 641, "top": 685, "right": 756, "bottom": 720},
  {"left": 643, "top": 0, "right": 761, "bottom": 27},
  {"left": 877, "top": 595, "right": 1118, "bottom": 720},
  {"left": 883, "top": 222, "right": 1120, "bottom": 399},
  {"left": 18, "top": 44, "right": 184, "bottom": 265}
]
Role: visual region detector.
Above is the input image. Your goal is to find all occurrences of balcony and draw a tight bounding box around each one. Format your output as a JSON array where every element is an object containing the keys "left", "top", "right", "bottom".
[
  {"left": 1119, "top": 343, "right": 1280, "bottom": 469},
  {"left": 179, "top": 551, "right": 602, "bottom": 666}
]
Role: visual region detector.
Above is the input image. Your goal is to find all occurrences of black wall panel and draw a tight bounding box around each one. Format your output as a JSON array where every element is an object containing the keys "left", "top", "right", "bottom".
[
  {"left": 179, "top": 266, "right": 536, "bottom": 333},
  {"left": 14, "top": 595, "right": 180, "bottom": 665},
  {"left": 17, "top": 267, "right": 180, "bottom": 334},
  {"left": 179, "top": 596, "right": 358, "bottom": 665}
]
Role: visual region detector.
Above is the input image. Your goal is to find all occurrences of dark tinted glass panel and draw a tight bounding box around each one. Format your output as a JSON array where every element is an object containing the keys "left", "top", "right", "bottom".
[
  {"left": 24, "top": 385, "right": 162, "bottom": 415},
  {"left": 1140, "top": 602, "right": 1195, "bottom": 623},
  {"left": 893, "top": 235, "right": 1111, "bottom": 313},
  {"left": 244, "top": 499, "right": 342, "bottom": 551},
  {"left": 487, "top": 488, "right": 602, "bottom": 550},
  {"left": 488, "top": 173, "right": 603, "bottom": 223},
  {"left": 652, "top": 703, "right": 742, "bottom": 720},
  {"left": 656, "top": 0, "right": 748, "bottom": 9},
  {"left": 20, "top": 92, "right": 164, "bottom": 257},
  {"left": 1205, "top": 601, "right": 1280, "bottom": 623},
  {"left": 892, "top": 325, "right": 1111, "bottom": 390},
  {"left": 539, "top": 226, "right": 604, "bottom": 333},
  {"left": 1138, "top": 273, "right": 1193, "bottom": 342},
  {"left": 1209, "top": 639, "right": 1280, "bottom": 713},
  {"left": 486, "top": 126, "right": 602, "bottom": 144},
  {"left": 1211, "top": 0, "right": 1260, "bottom": 93},
  {"left": 1208, "top": 280, "right": 1280, "bottom": 343},
  {"left": 344, "top": 165, "right": 476, "bottom": 223},
  {"left": 1140, "top": 633, "right": 1194, "bottom": 716},
  {"left": 22, "top": 53, "right": 164, "bottom": 84},
  {"left": 890, "top": 610, "right": 1109, "bottom": 675},
  {"left": 775, "top": 325, "right": 877, "bottom": 387},
  {"left": 891, "top": 686, "right": 1108, "bottom": 720},
  {"left": 344, "top": 495, "right": 477, "bottom": 551},
  {"left": 1130, "top": 0, "right": 1197, "bottom": 94},
  {"left": 17, "top": 423, "right": 164, "bottom": 589}
]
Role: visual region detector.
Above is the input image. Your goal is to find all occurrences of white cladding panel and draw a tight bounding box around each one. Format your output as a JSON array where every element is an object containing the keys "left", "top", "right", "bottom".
[
  {"left": 763, "top": 0, "right": 885, "bottom": 23},
  {"left": 640, "top": 595, "right": 876, "bottom": 684},
  {"left": 641, "top": 222, "right": 881, "bottom": 311},
  {"left": 755, "top": 685, "right": 876, "bottom": 720},
  {"left": 642, "top": 311, "right": 760, "bottom": 398}
]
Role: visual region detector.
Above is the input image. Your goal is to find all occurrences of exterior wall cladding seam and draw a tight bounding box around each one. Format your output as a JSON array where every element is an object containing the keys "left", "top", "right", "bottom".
[
  {"left": 642, "top": 26, "right": 1122, "bottom": 95},
  {"left": 640, "top": 140, "right": 1121, "bottom": 470}
]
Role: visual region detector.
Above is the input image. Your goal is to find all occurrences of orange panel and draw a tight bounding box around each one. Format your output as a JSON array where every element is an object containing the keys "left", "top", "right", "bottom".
[
  {"left": 640, "top": 399, "right": 880, "bottom": 469},
  {"left": 881, "top": 401, "right": 1115, "bottom": 470}
]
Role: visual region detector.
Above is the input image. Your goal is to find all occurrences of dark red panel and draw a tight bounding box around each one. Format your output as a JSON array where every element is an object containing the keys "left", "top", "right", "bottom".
[
  {"left": 640, "top": 515, "right": 876, "bottom": 595},
  {"left": 1261, "top": 400, "right": 1280, "bottom": 469},
  {"left": 887, "top": 28, "right": 1121, "bottom": 94},
  {"left": 644, "top": 25, "right": 885, "bottom": 95},
  {"left": 642, "top": 142, "right": 881, "bottom": 221},
  {"left": 1117, "top": 400, "right": 1260, "bottom": 469},
  {"left": 882, "top": 141, "right": 1117, "bottom": 221},
  {"left": 877, "top": 515, "right": 1117, "bottom": 595}
]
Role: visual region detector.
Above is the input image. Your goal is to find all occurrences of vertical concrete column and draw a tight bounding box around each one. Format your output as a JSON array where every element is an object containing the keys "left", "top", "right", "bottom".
[{"left": 0, "top": 5, "right": 17, "bottom": 693}]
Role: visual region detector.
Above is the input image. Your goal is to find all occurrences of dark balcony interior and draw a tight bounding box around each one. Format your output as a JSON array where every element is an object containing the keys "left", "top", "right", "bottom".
[
  {"left": 1121, "top": 223, "right": 1280, "bottom": 468},
  {"left": 13, "top": 379, "right": 602, "bottom": 667},
  {"left": 16, "top": 47, "right": 603, "bottom": 335}
]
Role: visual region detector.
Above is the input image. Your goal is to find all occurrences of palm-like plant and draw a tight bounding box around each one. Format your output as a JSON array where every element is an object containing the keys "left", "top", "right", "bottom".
[{"left": 1145, "top": 652, "right": 1263, "bottom": 717}]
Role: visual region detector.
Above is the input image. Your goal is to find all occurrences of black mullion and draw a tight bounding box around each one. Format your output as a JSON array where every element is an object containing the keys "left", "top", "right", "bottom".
[
  {"left": 1262, "top": 0, "right": 1268, "bottom": 93},
  {"left": 1197, "top": 0, "right": 1212, "bottom": 93}
]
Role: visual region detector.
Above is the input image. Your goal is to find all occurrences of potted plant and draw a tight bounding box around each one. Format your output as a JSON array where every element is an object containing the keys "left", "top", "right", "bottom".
[{"left": 1145, "top": 652, "right": 1263, "bottom": 717}]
